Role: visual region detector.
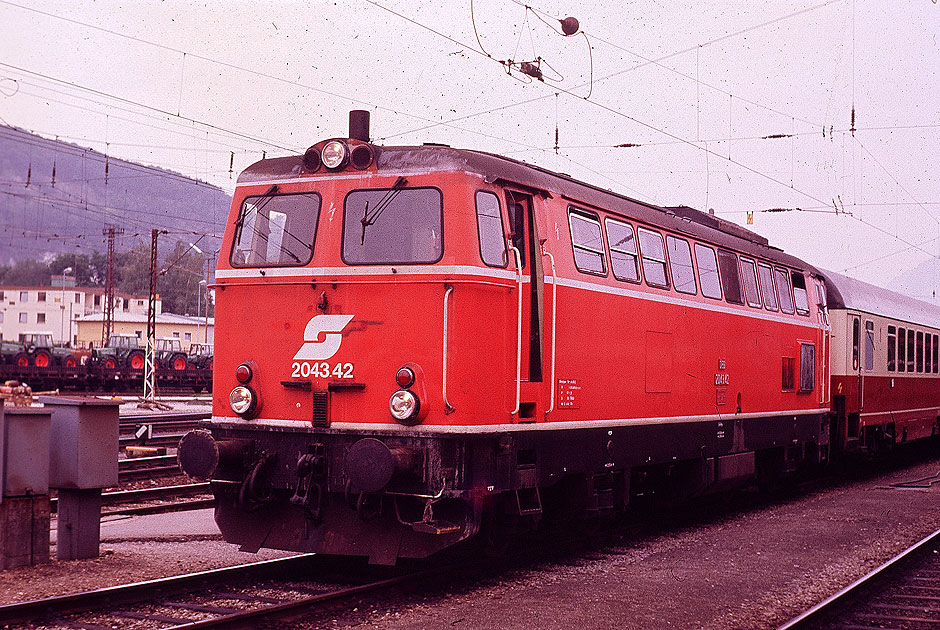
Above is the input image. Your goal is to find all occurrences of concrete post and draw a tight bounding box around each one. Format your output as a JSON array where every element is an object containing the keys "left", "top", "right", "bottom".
[{"left": 40, "top": 396, "right": 120, "bottom": 561}]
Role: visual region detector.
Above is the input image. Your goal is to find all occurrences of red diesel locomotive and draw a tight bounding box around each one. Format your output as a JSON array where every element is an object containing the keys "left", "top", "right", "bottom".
[{"left": 178, "top": 112, "right": 934, "bottom": 564}]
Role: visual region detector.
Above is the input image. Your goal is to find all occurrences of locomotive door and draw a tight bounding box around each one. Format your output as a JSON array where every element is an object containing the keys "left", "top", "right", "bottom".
[{"left": 506, "top": 191, "right": 546, "bottom": 417}]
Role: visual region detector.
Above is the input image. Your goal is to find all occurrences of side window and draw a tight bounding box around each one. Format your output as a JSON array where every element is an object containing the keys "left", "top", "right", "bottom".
[
  {"left": 694, "top": 244, "right": 722, "bottom": 300},
  {"left": 776, "top": 268, "right": 795, "bottom": 314},
  {"left": 852, "top": 317, "right": 860, "bottom": 371},
  {"left": 606, "top": 219, "right": 640, "bottom": 283},
  {"left": 800, "top": 343, "right": 815, "bottom": 392},
  {"left": 666, "top": 236, "right": 696, "bottom": 295},
  {"left": 792, "top": 272, "right": 810, "bottom": 316},
  {"left": 568, "top": 210, "right": 607, "bottom": 276},
  {"left": 916, "top": 331, "right": 924, "bottom": 373},
  {"left": 898, "top": 327, "right": 907, "bottom": 372},
  {"left": 887, "top": 326, "right": 897, "bottom": 372},
  {"left": 934, "top": 334, "right": 939, "bottom": 373},
  {"left": 757, "top": 263, "right": 778, "bottom": 311},
  {"left": 865, "top": 321, "right": 874, "bottom": 372},
  {"left": 781, "top": 356, "right": 795, "bottom": 391},
  {"left": 740, "top": 258, "right": 762, "bottom": 308},
  {"left": 637, "top": 228, "right": 669, "bottom": 289},
  {"left": 717, "top": 250, "right": 743, "bottom": 304},
  {"left": 907, "top": 329, "right": 915, "bottom": 372},
  {"left": 475, "top": 191, "right": 507, "bottom": 267}
]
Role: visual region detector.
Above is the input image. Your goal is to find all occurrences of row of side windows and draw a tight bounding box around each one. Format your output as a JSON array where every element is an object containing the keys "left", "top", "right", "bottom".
[
  {"left": 566, "top": 207, "right": 811, "bottom": 316},
  {"left": 885, "top": 325, "right": 939, "bottom": 374}
]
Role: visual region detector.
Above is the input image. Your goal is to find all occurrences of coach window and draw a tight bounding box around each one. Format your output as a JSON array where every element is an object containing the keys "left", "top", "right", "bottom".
[
  {"left": 694, "top": 244, "right": 722, "bottom": 299},
  {"left": 717, "top": 250, "right": 744, "bottom": 304},
  {"left": 887, "top": 326, "right": 897, "bottom": 371},
  {"left": 800, "top": 343, "right": 815, "bottom": 392},
  {"left": 606, "top": 219, "right": 640, "bottom": 283},
  {"left": 926, "top": 333, "right": 934, "bottom": 373},
  {"left": 775, "top": 268, "right": 795, "bottom": 314},
  {"left": 792, "top": 273, "right": 810, "bottom": 316},
  {"left": 568, "top": 210, "right": 607, "bottom": 276},
  {"left": 907, "top": 329, "right": 915, "bottom": 372},
  {"left": 852, "top": 318, "right": 860, "bottom": 371},
  {"left": 916, "top": 331, "right": 924, "bottom": 373},
  {"left": 757, "top": 263, "right": 778, "bottom": 311},
  {"left": 898, "top": 327, "right": 907, "bottom": 372},
  {"left": 475, "top": 191, "right": 507, "bottom": 267},
  {"left": 232, "top": 191, "right": 320, "bottom": 267},
  {"left": 638, "top": 228, "right": 669, "bottom": 288},
  {"left": 740, "top": 258, "right": 762, "bottom": 308},
  {"left": 666, "top": 236, "right": 697, "bottom": 294},
  {"left": 934, "top": 334, "right": 939, "bottom": 373},
  {"left": 865, "top": 321, "right": 874, "bottom": 371}
]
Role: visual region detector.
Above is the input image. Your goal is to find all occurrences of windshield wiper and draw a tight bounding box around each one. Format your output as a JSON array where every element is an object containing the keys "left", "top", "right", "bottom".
[
  {"left": 359, "top": 176, "right": 407, "bottom": 244},
  {"left": 235, "top": 184, "right": 279, "bottom": 229}
]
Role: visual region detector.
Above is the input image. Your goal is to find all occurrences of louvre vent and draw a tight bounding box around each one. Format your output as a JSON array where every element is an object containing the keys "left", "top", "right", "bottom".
[{"left": 312, "top": 391, "right": 329, "bottom": 427}]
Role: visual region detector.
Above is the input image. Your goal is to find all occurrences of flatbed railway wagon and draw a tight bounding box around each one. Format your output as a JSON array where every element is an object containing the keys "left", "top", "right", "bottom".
[{"left": 179, "top": 112, "right": 832, "bottom": 564}]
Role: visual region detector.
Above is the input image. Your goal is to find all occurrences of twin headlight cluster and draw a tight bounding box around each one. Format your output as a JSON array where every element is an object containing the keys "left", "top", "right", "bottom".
[
  {"left": 228, "top": 361, "right": 422, "bottom": 425},
  {"left": 389, "top": 366, "right": 420, "bottom": 424},
  {"left": 303, "top": 140, "right": 375, "bottom": 172}
]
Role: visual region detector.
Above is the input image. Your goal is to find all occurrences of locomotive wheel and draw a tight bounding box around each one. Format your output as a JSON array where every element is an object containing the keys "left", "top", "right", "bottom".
[
  {"left": 104, "top": 357, "right": 117, "bottom": 370},
  {"left": 171, "top": 353, "right": 188, "bottom": 371},
  {"left": 63, "top": 354, "right": 78, "bottom": 368},
  {"left": 14, "top": 353, "right": 29, "bottom": 368},
  {"left": 33, "top": 350, "right": 52, "bottom": 368},
  {"left": 127, "top": 351, "right": 145, "bottom": 370}
]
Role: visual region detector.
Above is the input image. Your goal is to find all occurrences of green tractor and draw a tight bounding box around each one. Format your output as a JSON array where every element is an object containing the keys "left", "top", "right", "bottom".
[
  {"left": 92, "top": 333, "right": 146, "bottom": 370},
  {"left": 155, "top": 337, "right": 188, "bottom": 371},
  {"left": 16, "top": 332, "right": 80, "bottom": 368},
  {"left": 186, "top": 342, "right": 213, "bottom": 370}
]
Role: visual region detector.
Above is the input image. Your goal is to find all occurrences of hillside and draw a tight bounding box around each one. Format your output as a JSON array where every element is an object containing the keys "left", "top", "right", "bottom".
[{"left": 0, "top": 125, "right": 232, "bottom": 264}]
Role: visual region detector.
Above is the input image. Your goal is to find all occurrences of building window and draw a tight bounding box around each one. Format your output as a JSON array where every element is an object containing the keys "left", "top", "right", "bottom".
[
  {"left": 75, "top": 293, "right": 81, "bottom": 304},
  {"left": 184, "top": 332, "right": 192, "bottom": 342},
  {"left": 37, "top": 313, "right": 46, "bottom": 324},
  {"left": 568, "top": 210, "right": 607, "bottom": 276},
  {"left": 37, "top": 292, "right": 46, "bottom": 302},
  {"left": 172, "top": 332, "right": 180, "bottom": 338},
  {"left": 19, "top": 291, "right": 27, "bottom": 302},
  {"left": 606, "top": 219, "right": 640, "bottom": 283},
  {"left": 800, "top": 343, "right": 815, "bottom": 392},
  {"left": 135, "top": 330, "right": 142, "bottom": 338},
  {"left": 865, "top": 321, "right": 874, "bottom": 372},
  {"left": 18, "top": 313, "right": 27, "bottom": 324},
  {"left": 94, "top": 295, "right": 101, "bottom": 307},
  {"left": 138, "top": 299, "right": 145, "bottom": 307},
  {"left": 637, "top": 228, "right": 668, "bottom": 288},
  {"left": 666, "top": 236, "right": 696, "bottom": 295},
  {"left": 694, "top": 244, "right": 722, "bottom": 300}
]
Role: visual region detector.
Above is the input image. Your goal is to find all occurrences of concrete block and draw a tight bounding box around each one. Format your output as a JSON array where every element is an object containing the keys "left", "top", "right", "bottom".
[{"left": 0, "top": 495, "right": 50, "bottom": 569}]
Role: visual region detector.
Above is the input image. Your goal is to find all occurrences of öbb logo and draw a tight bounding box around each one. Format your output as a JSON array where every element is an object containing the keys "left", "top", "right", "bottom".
[{"left": 293, "top": 314, "right": 354, "bottom": 361}]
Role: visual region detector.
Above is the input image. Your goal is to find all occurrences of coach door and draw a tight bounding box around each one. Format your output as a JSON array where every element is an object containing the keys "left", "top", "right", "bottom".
[{"left": 506, "top": 191, "right": 546, "bottom": 419}]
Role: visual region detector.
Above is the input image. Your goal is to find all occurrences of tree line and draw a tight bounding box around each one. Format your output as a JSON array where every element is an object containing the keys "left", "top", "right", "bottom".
[{"left": 0, "top": 239, "right": 214, "bottom": 317}]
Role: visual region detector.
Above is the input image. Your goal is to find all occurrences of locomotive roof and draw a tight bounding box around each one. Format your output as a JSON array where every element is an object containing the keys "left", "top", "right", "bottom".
[
  {"left": 821, "top": 269, "right": 940, "bottom": 329},
  {"left": 239, "top": 143, "right": 818, "bottom": 274}
]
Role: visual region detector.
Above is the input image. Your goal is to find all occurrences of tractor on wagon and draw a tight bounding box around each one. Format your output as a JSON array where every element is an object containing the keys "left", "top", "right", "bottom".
[
  {"left": 186, "top": 342, "right": 213, "bottom": 370},
  {"left": 16, "top": 332, "right": 80, "bottom": 368},
  {"left": 92, "top": 333, "right": 145, "bottom": 370},
  {"left": 155, "top": 337, "right": 188, "bottom": 371}
]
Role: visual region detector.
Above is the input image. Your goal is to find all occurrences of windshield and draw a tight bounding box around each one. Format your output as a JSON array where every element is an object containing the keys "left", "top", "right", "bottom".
[
  {"left": 231, "top": 192, "right": 320, "bottom": 267},
  {"left": 342, "top": 187, "right": 443, "bottom": 264}
]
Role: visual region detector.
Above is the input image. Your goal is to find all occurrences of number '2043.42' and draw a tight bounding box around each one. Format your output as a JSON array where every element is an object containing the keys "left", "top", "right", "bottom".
[{"left": 291, "top": 361, "right": 354, "bottom": 379}]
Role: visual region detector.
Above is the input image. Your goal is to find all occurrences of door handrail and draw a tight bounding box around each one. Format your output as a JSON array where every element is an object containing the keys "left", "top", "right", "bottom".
[
  {"left": 542, "top": 246, "right": 557, "bottom": 417},
  {"left": 510, "top": 246, "right": 523, "bottom": 417},
  {"left": 443, "top": 286, "right": 454, "bottom": 413}
]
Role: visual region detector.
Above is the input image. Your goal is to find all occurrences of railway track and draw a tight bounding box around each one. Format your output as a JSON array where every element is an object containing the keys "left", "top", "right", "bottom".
[
  {"left": 50, "top": 482, "right": 213, "bottom": 516},
  {"left": 0, "top": 554, "right": 449, "bottom": 629},
  {"left": 779, "top": 527, "right": 940, "bottom": 629}
]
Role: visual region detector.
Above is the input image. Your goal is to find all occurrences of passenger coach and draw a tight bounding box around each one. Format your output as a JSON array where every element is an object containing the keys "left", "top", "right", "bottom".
[{"left": 180, "top": 112, "right": 832, "bottom": 563}]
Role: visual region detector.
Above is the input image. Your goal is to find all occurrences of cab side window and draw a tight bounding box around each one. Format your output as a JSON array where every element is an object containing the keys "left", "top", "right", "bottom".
[
  {"left": 638, "top": 228, "right": 669, "bottom": 289},
  {"left": 666, "top": 236, "right": 696, "bottom": 295},
  {"left": 606, "top": 219, "right": 640, "bottom": 283},
  {"left": 475, "top": 191, "right": 508, "bottom": 267},
  {"left": 568, "top": 209, "right": 607, "bottom": 276}
]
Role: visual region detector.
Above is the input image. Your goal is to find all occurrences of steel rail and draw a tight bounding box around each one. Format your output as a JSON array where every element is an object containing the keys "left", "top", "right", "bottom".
[
  {"left": 0, "top": 555, "right": 318, "bottom": 626},
  {"left": 50, "top": 482, "right": 211, "bottom": 513},
  {"left": 776, "top": 527, "right": 940, "bottom": 629}
]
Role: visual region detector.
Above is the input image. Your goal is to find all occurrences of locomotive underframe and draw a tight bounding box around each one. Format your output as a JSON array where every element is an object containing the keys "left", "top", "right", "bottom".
[{"left": 202, "top": 410, "right": 828, "bottom": 564}]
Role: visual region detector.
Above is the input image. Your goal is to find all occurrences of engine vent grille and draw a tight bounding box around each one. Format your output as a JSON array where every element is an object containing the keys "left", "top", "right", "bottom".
[{"left": 312, "top": 391, "right": 329, "bottom": 427}]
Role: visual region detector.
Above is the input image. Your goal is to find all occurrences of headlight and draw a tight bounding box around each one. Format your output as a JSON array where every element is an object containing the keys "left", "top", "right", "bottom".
[
  {"left": 321, "top": 140, "right": 348, "bottom": 169},
  {"left": 229, "top": 385, "right": 256, "bottom": 416},
  {"left": 389, "top": 389, "right": 420, "bottom": 423}
]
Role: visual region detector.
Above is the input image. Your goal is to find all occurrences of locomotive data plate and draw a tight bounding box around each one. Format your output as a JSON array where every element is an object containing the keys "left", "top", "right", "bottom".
[{"left": 558, "top": 378, "right": 581, "bottom": 409}]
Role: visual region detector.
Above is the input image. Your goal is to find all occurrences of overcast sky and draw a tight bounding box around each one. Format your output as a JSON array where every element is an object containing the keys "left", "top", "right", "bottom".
[{"left": 1, "top": 0, "right": 938, "bottom": 296}]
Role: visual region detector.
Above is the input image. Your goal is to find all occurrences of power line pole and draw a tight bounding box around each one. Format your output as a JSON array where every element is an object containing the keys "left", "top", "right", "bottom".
[
  {"left": 101, "top": 225, "right": 123, "bottom": 346},
  {"left": 143, "top": 228, "right": 158, "bottom": 403}
]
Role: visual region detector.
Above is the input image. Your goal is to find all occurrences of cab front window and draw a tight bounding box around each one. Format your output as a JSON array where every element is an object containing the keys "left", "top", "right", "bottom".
[
  {"left": 342, "top": 187, "right": 443, "bottom": 264},
  {"left": 230, "top": 191, "right": 320, "bottom": 267}
]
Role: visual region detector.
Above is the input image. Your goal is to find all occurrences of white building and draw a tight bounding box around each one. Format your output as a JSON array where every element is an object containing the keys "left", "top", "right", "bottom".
[
  {"left": 0, "top": 280, "right": 160, "bottom": 346},
  {"left": 75, "top": 312, "right": 214, "bottom": 352}
]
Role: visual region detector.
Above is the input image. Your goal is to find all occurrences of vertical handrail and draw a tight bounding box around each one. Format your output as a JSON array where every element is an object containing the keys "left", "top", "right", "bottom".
[
  {"left": 510, "top": 246, "right": 523, "bottom": 417},
  {"left": 542, "top": 247, "right": 557, "bottom": 417},
  {"left": 442, "top": 286, "right": 454, "bottom": 413}
]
